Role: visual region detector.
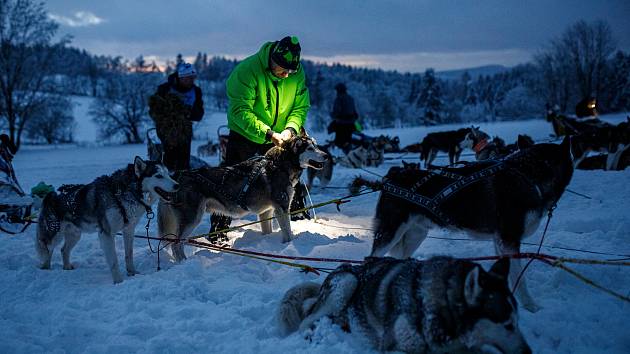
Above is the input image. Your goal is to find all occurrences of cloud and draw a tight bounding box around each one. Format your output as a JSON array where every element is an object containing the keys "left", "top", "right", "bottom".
[{"left": 48, "top": 11, "right": 105, "bottom": 27}]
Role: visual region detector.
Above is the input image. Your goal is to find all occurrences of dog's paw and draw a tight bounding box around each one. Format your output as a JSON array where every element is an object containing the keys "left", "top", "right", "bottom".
[
  {"left": 39, "top": 263, "right": 51, "bottom": 270},
  {"left": 63, "top": 264, "right": 76, "bottom": 270},
  {"left": 112, "top": 272, "right": 124, "bottom": 284},
  {"left": 127, "top": 269, "right": 139, "bottom": 276}
]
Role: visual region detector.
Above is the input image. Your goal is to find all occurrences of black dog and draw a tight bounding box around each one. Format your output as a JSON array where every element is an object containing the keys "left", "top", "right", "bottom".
[
  {"left": 476, "top": 135, "right": 535, "bottom": 161},
  {"left": 419, "top": 126, "right": 488, "bottom": 167},
  {"left": 352, "top": 138, "right": 574, "bottom": 312}
]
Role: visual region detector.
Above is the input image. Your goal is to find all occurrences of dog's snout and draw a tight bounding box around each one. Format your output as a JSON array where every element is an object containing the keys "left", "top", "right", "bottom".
[{"left": 172, "top": 183, "right": 180, "bottom": 191}]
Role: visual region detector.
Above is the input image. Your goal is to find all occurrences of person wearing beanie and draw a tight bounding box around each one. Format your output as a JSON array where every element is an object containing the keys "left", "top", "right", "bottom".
[
  {"left": 149, "top": 62, "right": 204, "bottom": 171},
  {"left": 209, "top": 36, "right": 311, "bottom": 243},
  {"left": 328, "top": 82, "right": 359, "bottom": 152}
]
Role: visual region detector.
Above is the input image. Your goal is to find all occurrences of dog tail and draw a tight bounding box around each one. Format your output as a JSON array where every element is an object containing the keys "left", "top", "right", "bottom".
[
  {"left": 277, "top": 282, "right": 321, "bottom": 336},
  {"left": 349, "top": 176, "right": 382, "bottom": 195},
  {"left": 35, "top": 191, "right": 61, "bottom": 267}
]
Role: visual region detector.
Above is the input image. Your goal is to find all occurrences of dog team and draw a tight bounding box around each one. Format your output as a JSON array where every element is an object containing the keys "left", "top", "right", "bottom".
[{"left": 35, "top": 35, "right": 628, "bottom": 353}]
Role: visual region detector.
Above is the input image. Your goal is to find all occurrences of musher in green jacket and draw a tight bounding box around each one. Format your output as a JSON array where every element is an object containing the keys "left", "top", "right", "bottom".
[{"left": 209, "top": 36, "right": 311, "bottom": 242}]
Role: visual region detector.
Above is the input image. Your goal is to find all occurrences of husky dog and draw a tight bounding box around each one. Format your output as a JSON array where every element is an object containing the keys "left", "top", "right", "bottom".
[
  {"left": 158, "top": 135, "right": 327, "bottom": 261},
  {"left": 566, "top": 130, "right": 625, "bottom": 169},
  {"left": 546, "top": 112, "right": 613, "bottom": 138},
  {"left": 576, "top": 151, "right": 630, "bottom": 171},
  {"left": 197, "top": 140, "right": 220, "bottom": 157},
  {"left": 306, "top": 144, "right": 334, "bottom": 188},
  {"left": 36, "top": 157, "right": 179, "bottom": 283},
  {"left": 420, "top": 126, "right": 489, "bottom": 168},
  {"left": 278, "top": 256, "right": 531, "bottom": 354},
  {"left": 574, "top": 127, "right": 630, "bottom": 170},
  {"left": 352, "top": 139, "right": 574, "bottom": 312},
  {"left": 476, "top": 135, "right": 535, "bottom": 161},
  {"left": 566, "top": 118, "right": 630, "bottom": 170},
  {"left": 374, "top": 134, "right": 401, "bottom": 153},
  {"left": 401, "top": 142, "right": 423, "bottom": 153},
  {"left": 338, "top": 139, "right": 385, "bottom": 168}
]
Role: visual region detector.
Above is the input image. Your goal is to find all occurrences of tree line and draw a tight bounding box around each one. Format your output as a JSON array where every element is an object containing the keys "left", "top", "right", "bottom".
[{"left": 1, "top": 0, "right": 629, "bottom": 151}]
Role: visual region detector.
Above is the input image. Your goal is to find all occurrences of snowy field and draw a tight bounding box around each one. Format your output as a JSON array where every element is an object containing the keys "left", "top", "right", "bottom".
[{"left": 1, "top": 112, "right": 630, "bottom": 353}]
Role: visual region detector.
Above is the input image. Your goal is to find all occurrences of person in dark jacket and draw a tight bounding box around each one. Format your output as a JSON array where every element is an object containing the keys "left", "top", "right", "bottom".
[
  {"left": 328, "top": 83, "right": 359, "bottom": 152},
  {"left": 149, "top": 62, "right": 204, "bottom": 171}
]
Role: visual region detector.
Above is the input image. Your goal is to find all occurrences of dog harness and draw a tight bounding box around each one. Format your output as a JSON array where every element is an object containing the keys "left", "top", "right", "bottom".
[
  {"left": 383, "top": 150, "right": 542, "bottom": 226},
  {"left": 192, "top": 156, "right": 269, "bottom": 211}
]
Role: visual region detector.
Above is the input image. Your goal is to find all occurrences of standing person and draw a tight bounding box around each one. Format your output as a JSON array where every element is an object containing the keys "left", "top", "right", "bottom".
[
  {"left": 149, "top": 62, "right": 204, "bottom": 171},
  {"left": 328, "top": 83, "right": 359, "bottom": 152},
  {"left": 209, "top": 35, "right": 310, "bottom": 242}
]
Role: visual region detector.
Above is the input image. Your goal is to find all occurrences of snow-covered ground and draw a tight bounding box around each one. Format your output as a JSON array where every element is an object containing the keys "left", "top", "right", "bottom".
[{"left": 1, "top": 114, "right": 629, "bottom": 353}]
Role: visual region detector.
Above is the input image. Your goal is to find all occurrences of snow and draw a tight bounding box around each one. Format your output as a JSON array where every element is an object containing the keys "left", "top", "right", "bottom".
[{"left": 2, "top": 113, "right": 629, "bottom": 353}]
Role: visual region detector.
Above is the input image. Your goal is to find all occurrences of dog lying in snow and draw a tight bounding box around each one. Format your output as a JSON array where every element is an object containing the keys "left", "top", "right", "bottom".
[{"left": 278, "top": 256, "right": 531, "bottom": 353}]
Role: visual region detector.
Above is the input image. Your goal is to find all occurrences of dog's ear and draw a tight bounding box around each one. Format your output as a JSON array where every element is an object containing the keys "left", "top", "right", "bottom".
[
  {"left": 489, "top": 257, "right": 511, "bottom": 281},
  {"left": 134, "top": 156, "right": 147, "bottom": 177},
  {"left": 464, "top": 266, "right": 483, "bottom": 306},
  {"left": 286, "top": 136, "right": 303, "bottom": 153}
]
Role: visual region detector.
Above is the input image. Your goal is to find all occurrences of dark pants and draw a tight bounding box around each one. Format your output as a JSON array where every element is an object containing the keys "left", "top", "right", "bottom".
[
  {"left": 223, "top": 130, "right": 274, "bottom": 166},
  {"left": 163, "top": 139, "right": 191, "bottom": 171},
  {"left": 209, "top": 130, "right": 309, "bottom": 242},
  {"left": 333, "top": 123, "right": 355, "bottom": 153}
]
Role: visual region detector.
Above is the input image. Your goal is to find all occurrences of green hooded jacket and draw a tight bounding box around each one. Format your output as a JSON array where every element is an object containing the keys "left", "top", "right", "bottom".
[{"left": 226, "top": 42, "right": 310, "bottom": 144}]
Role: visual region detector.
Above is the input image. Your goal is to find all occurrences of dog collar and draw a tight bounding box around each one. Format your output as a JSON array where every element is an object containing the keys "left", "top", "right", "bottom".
[{"left": 473, "top": 138, "right": 489, "bottom": 153}]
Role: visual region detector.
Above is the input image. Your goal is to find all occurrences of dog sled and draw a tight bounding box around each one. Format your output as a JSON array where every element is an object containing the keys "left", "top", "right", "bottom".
[{"left": 0, "top": 140, "right": 36, "bottom": 234}]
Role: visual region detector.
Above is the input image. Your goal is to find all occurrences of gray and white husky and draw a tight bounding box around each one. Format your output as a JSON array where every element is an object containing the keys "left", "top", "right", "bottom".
[
  {"left": 36, "top": 157, "right": 178, "bottom": 283},
  {"left": 158, "top": 135, "right": 327, "bottom": 262},
  {"left": 278, "top": 256, "right": 531, "bottom": 354}
]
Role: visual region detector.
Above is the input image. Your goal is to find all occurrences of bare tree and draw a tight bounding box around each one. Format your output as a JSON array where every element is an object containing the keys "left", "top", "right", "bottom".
[
  {"left": 536, "top": 20, "right": 616, "bottom": 111},
  {"left": 90, "top": 72, "right": 159, "bottom": 144},
  {"left": 25, "top": 95, "right": 74, "bottom": 143},
  {"left": 0, "top": 0, "right": 67, "bottom": 151},
  {"left": 562, "top": 20, "right": 616, "bottom": 100},
  {"left": 535, "top": 47, "right": 573, "bottom": 112}
]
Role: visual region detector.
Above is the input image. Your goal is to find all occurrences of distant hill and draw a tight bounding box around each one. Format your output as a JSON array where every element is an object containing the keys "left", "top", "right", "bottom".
[{"left": 436, "top": 65, "right": 508, "bottom": 81}]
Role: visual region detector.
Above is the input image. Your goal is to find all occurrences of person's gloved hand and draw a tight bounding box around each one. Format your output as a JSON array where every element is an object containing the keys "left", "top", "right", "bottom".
[
  {"left": 270, "top": 132, "right": 284, "bottom": 147},
  {"left": 279, "top": 129, "right": 293, "bottom": 142}
]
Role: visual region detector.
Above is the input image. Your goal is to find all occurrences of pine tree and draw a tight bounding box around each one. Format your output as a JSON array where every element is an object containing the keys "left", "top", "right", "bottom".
[{"left": 417, "top": 69, "right": 443, "bottom": 125}]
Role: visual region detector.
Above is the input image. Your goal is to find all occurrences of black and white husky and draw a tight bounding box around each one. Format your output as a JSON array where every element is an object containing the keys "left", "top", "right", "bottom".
[
  {"left": 352, "top": 139, "right": 574, "bottom": 312},
  {"left": 158, "top": 135, "right": 327, "bottom": 262},
  {"left": 278, "top": 256, "right": 531, "bottom": 354},
  {"left": 36, "top": 157, "right": 179, "bottom": 283},
  {"left": 419, "top": 126, "right": 489, "bottom": 167}
]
